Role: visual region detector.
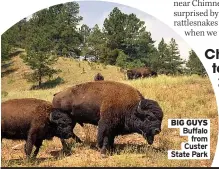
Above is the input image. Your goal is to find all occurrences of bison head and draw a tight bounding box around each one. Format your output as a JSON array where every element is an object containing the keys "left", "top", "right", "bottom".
[
  {"left": 49, "top": 109, "right": 73, "bottom": 139},
  {"left": 127, "top": 70, "right": 134, "bottom": 80},
  {"left": 134, "top": 99, "right": 163, "bottom": 145},
  {"left": 150, "top": 71, "right": 158, "bottom": 77}
]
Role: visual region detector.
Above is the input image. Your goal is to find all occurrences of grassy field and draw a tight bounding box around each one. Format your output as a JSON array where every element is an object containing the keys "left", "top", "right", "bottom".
[{"left": 1, "top": 56, "right": 218, "bottom": 167}]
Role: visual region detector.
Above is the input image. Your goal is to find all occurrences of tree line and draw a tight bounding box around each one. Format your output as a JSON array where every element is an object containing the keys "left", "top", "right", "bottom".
[{"left": 1, "top": 2, "right": 206, "bottom": 87}]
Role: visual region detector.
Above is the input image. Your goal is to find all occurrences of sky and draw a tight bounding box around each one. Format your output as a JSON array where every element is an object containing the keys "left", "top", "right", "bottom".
[{"left": 77, "top": 1, "right": 191, "bottom": 60}]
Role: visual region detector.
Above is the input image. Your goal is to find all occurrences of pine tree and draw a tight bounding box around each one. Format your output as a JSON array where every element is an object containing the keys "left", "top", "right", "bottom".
[
  {"left": 1, "top": 18, "right": 28, "bottom": 61},
  {"left": 115, "top": 50, "right": 129, "bottom": 68},
  {"left": 167, "top": 38, "right": 184, "bottom": 75},
  {"left": 86, "top": 24, "right": 107, "bottom": 61},
  {"left": 47, "top": 2, "right": 83, "bottom": 57},
  {"left": 103, "top": 7, "right": 156, "bottom": 67},
  {"left": 157, "top": 38, "right": 169, "bottom": 73},
  {"left": 186, "top": 49, "right": 206, "bottom": 76},
  {"left": 22, "top": 50, "right": 59, "bottom": 87},
  {"left": 79, "top": 24, "right": 91, "bottom": 56},
  {"left": 79, "top": 24, "right": 91, "bottom": 44},
  {"left": 22, "top": 11, "right": 59, "bottom": 87},
  {"left": 1, "top": 31, "right": 11, "bottom": 61},
  {"left": 103, "top": 7, "right": 126, "bottom": 50}
]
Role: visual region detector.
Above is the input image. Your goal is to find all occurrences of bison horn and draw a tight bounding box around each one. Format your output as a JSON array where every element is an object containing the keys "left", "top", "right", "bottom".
[
  {"left": 137, "top": 101, "right": 143, "bottom": 114},
  {"left": 154, "top": 128, "right": 161, "bottom": 134},
  {"left": 137, "top": 100, "right": 157, "bottom": 119},
  {"left": 49, "top": 112, "right": 57, "bottom": 123},
  {"left": 49, "top": 113, "right": 53, "bottom": 122}
]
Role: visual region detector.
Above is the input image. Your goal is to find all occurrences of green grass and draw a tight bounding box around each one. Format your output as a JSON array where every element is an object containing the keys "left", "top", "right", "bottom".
[{"left": 1, "top": 56, "right": 218, "bottom": 167}]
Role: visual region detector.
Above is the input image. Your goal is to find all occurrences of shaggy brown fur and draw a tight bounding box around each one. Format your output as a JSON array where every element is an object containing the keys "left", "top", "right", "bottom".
[
  {"left": 53, "top": 81, "right": 163, "bottom": 157},
  {"left": 53, "top": 81, "right": 142, "bottom": 114},
  {"left": 1, "top": 98, "right": 73, "bottom": 158},
  {"left": 94, "top": 73, "right": 104, "bottom": 81},
  {"left": 127, "top": 67, "right": 157, "bottom": 79}
]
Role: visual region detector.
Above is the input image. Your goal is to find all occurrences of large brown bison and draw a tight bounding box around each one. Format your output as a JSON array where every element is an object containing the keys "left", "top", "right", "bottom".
[
  {"left": 94, "top": 73, "right": 104, "bottom": 81},
  {"left": 52, "top": 81, "right": 163, "bottom": 157},
  {"left": 1, "top": 98, "right": 74, "bottom": 158},
  {"left": 127, "top": 67, "right": 157, "bottom": 80}
]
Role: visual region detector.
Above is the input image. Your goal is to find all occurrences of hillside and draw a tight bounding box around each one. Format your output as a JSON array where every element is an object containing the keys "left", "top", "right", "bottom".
[
  {"left": 1, "top": 56, "right": 125, "bottom": 102},
  {"left": 1, "top": 56, "right": 218, "bottom": 167}
]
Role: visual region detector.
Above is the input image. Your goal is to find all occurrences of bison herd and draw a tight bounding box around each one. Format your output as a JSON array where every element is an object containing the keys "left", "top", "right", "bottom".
[
  {"left": 95, "top": 66, "right": 158, "bottom": 81},
  {"left": 1, "top": 69, "right": 163, "bottom": 160}
]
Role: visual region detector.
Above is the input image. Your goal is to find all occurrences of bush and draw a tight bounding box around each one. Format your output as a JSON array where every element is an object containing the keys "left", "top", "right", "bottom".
[
  {"left": 2, "top": 91, "right": 8, "bottom": 97},
  {"left": 115, "top": 51, "right": 129, "bottom": 68}
]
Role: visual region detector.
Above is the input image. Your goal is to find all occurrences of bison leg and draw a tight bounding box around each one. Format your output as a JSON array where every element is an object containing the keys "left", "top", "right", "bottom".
[
  {"left": 60, "top": 139, "right": 71, "bottom": 154},
  {"left": 100, "top": 136, "right": 109, "bottom": 157},
  {"left": 70, "top": 121, "right": 82, "bottom": 143},
  {"left": 108, "top": 135, "right": 115, "bottom": 152},
  {"left": 97, "top": 120, "right": 105, "bottom": 149},
  {"left": 33, "top": 139, "right": 43, "bottom": 158},
  {"left": 25, "top": 133, "right": 36, "bottom": 158},
  {"left": 61, "top": 132, "right": 82, "bottom": 149},
  {"left": 72, "top": 132, "right": 82, "bottom": 143},
  {"left": 61, "top": 122, "right": 82, "bottom": 154},
  {"left": 97, "top": 120, "right": 115, "bottom": 157},
  {"left": 99, "top": 135, "right": 115, "bottom": 157}
]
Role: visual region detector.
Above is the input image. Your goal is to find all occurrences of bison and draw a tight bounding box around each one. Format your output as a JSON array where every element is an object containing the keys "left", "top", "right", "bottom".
[
  {"left": 52, "top": 81, "right": 163, "bottom": 157},
  {"left": 94, "top": 73, "right": 104, "bottom": 81},
  {"left": 127, "top": 67, "right": 157, "bottom": 80},
  {"left": 1, "top": 98, "right": 74, "bottom": 158}
]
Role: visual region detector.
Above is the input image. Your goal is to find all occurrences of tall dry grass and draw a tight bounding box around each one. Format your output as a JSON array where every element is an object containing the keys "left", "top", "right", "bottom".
[{"left": 1, "top": 56, "right": 218, "bottom": 167}]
